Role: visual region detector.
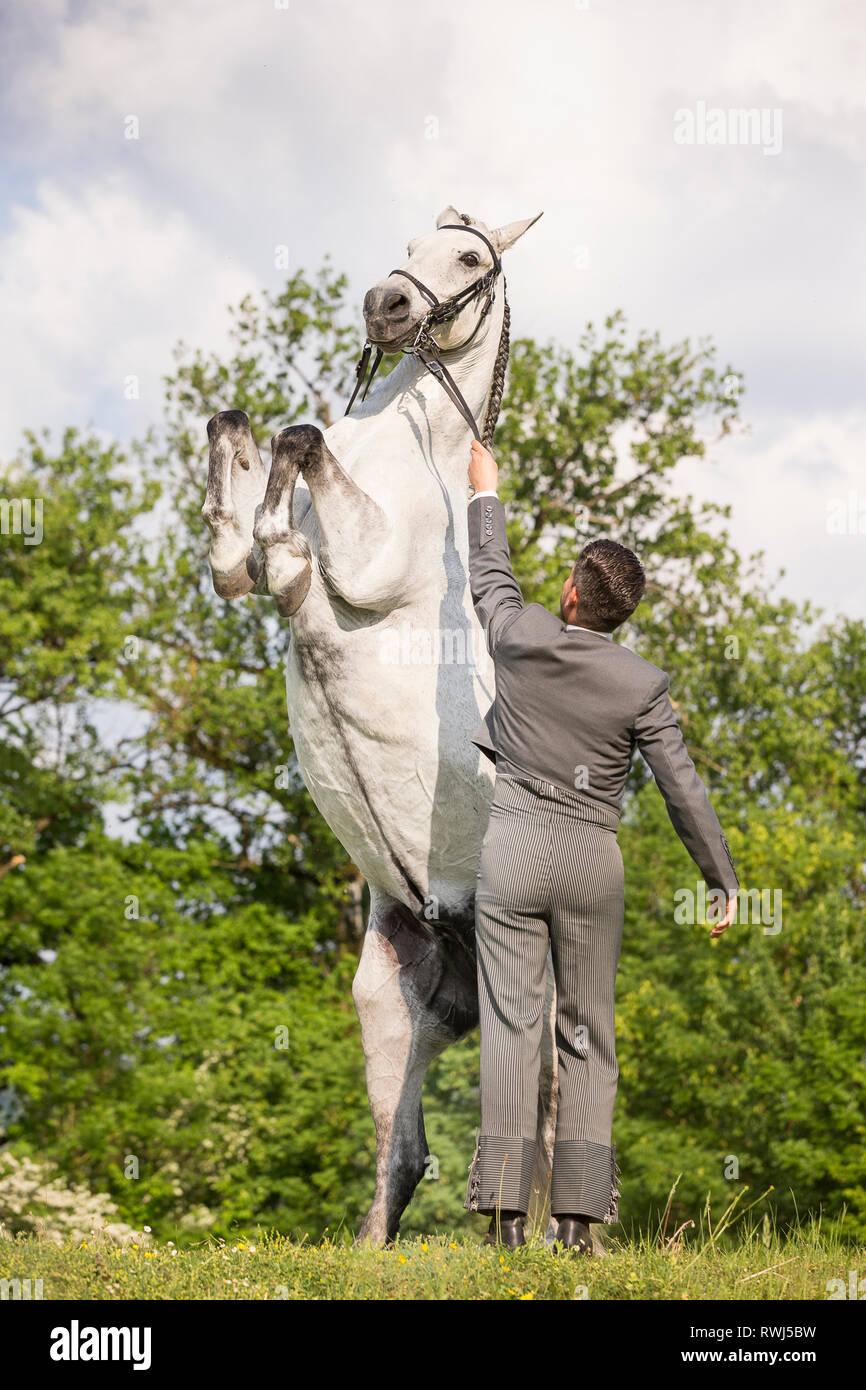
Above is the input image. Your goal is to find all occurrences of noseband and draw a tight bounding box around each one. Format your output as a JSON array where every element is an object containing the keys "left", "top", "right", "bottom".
[{"left": 345, "top": 223, "right": 504, "bottom": 442}]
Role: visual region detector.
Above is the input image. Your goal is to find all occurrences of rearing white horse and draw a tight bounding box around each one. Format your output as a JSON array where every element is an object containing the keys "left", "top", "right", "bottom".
[{"left": 202, "top": 206, "right": 546, "bottom": 1245}]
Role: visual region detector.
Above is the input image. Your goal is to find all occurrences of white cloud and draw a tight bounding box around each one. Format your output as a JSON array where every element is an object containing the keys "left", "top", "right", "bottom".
[{"left": 0, "top": 176, "right": 255, "bottom": 454}]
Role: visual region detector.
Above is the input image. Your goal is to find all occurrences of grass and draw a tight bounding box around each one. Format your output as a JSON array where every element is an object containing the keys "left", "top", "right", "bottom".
[{"left": 1, "top": 1209, "right": 862, "bottom": 1301}]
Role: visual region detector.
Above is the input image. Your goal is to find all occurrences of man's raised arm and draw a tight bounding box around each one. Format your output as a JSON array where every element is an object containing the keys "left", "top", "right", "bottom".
[{"left": 467, "top": 440, "right": 524, "bottom": 655}]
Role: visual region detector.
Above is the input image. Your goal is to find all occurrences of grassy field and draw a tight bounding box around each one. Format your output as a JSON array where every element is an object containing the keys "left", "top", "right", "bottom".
[{"left": 1, "top": 1216, "right": 862, "bottom": 1301}]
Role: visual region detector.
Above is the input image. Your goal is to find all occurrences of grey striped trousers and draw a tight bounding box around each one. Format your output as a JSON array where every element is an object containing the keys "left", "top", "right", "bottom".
[{"left": 465, "top": 773, "right": 624, "bottom": 1222}]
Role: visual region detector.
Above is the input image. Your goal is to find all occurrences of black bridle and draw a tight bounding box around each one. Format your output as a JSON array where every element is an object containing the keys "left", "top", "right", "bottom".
[{"left": 345, "top": 223, "right": 503, "bottom": 440}]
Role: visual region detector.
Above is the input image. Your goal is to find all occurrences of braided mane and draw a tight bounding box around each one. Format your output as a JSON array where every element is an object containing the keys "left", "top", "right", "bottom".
[
  {"left": 481, "top": 288, "right": 510, "bottom": 448},
  {"left": 456, "top": 212, "right": 510, "bottom": 448}
]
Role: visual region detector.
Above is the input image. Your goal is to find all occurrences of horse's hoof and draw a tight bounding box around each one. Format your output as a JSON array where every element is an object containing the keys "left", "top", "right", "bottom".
[
  {"left": 210, "top": 555, "right": 257, "bottom": 600},
  {"left": 274, "top": 559, "right": 312, "bottom": 617},
  {"left": 207, "top": 409, "right": 251, "bottom": 438}
]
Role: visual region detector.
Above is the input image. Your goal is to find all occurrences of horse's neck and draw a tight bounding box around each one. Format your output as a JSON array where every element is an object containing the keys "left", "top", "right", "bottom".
[{"left": 369, "top": 294, "right": 505, "bottom": 465}]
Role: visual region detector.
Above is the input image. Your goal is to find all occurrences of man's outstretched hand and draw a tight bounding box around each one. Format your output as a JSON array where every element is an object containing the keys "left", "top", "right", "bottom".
[
  {"left": 469, "top": 439, "right": 499, "bottom": 494},
  {"left": 708, "top": 894, "right": 738, "bottom": 938}
]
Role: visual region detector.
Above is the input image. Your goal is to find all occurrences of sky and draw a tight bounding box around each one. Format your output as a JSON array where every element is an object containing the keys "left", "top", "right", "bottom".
[{"left": 1, "top": 0, "right": 864, "bottom": 619}]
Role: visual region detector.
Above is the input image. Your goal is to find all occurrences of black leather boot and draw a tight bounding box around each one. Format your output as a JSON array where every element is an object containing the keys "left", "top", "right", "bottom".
[
  {"left": 482, "top": 1209, "right": 526, "bottom": 1249},
  {"left": 552, "top": 1215, "right": 593, "bottom": 1255}
]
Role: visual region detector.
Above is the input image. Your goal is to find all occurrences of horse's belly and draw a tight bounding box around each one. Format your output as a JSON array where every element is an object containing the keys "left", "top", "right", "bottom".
[{"left": 285, "top": 620, "right": 494, "bottom": 918}]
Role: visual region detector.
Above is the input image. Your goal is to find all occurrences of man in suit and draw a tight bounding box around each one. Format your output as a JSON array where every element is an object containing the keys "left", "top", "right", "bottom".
[{"left": 463, "top": 439, "right": 739, "bottom": 1254}]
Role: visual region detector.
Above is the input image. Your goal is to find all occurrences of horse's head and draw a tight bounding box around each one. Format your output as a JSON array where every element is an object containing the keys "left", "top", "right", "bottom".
[{"left": 363, "top": 206, "right": 542, "bottom": 353}]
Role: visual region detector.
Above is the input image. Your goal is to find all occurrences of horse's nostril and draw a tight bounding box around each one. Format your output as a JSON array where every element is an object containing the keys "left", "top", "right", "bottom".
[{"left": 384, "top": 291, "right": 409, "bottom": 315}]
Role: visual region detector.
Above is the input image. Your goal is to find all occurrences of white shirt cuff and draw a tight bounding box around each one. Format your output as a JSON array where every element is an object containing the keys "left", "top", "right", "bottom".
[{"left": 471, "top": 489, "right": 499, "bottom": 499}]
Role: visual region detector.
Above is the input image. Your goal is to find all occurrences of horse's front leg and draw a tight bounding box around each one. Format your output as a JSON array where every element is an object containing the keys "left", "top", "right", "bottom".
[
  {"left": 202, "top": 410, "right": 268, "bottom": 598},
  {"left": 256, "top": 424, "right": 410, "bottom": 613},
  {"left": 217, "top": 421, "right": 307, "bottom": 617}
]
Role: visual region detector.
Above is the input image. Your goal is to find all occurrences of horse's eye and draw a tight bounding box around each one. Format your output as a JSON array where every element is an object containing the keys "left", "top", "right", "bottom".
[{"left": 460, "top": 252, "right": 479, "bottom": 268}]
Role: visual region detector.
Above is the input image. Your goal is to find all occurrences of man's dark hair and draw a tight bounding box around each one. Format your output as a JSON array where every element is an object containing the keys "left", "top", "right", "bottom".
[{"left": 570, "top": 539, "right": 646, "bottom": 632}]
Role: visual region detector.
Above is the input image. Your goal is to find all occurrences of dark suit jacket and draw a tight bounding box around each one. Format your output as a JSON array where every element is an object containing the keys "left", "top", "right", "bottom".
[{"left": 469, "top": 494, "right": 739, "bottom": 896}]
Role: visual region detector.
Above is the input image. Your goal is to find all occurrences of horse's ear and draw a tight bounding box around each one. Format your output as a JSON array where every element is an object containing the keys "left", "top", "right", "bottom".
[
  {"left": 490, "top": 212, "right": 543, "bottom": 255},
  {"left": 436, "top": 205, "right": 463, "bottom": 228},
  {"left": 407, "top": 236, "right": 423, "bottom": 255}
]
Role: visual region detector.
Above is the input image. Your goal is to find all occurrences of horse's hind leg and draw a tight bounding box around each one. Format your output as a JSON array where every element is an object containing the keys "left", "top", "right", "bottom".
[
  {"left": 202, "top": 410, "right": 267, "bottom": 598},
  {"left": 352, "top": 893, "right": 478, "bottom": 1246}
]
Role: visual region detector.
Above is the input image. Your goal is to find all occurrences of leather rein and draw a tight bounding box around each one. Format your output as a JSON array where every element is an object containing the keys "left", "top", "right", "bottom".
[{"left": 344, "top": 223, "right": 503, "bottom": 441}]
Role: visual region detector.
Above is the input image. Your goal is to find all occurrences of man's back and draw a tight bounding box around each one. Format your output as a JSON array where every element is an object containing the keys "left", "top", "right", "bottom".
[
  {"left": 469, "top": 493, "right": 738, "bottom": 895},
  {"left": 474, "top": 600, "right": 666, "bottom": 812}
]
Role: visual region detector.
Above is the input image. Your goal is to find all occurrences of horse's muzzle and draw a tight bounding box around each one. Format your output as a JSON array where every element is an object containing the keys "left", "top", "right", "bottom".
[{"left": 363, "top": 282, "right": 418, "bottom": 348}]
